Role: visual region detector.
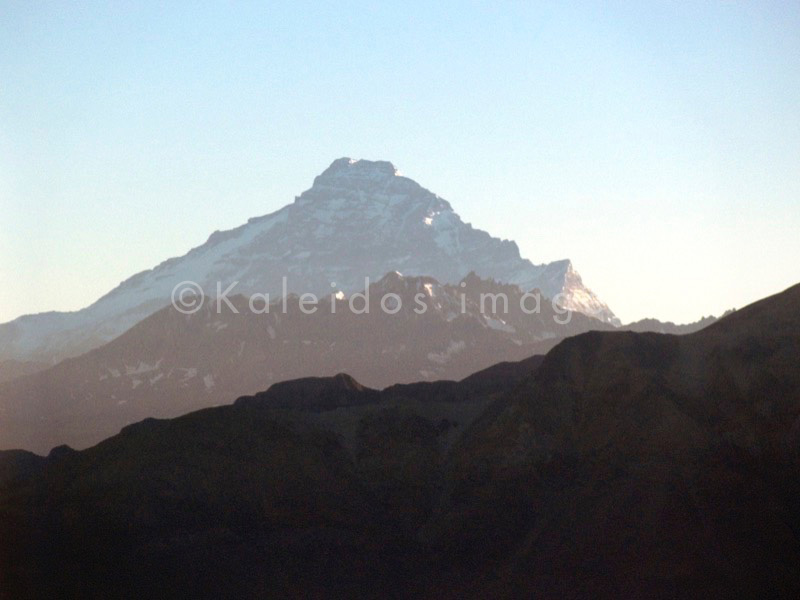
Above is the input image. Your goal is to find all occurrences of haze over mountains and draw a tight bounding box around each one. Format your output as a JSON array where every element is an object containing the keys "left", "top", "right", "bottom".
[
  {"left": 0, "top": 158, "right": 618, "bottom": 366},
  {"left": 3, "top": 1, "right": 797, "bottom": 596},
  {"left": 0, "top": 156, "right": 789, "bottom": 599},
  {"left": 0, "top": 158, "right": 723, "bottom": 454},
  {"left": 1, "top": 283, "right": 796, "bottom": 598},
  {"left": 0, "top": 272, "right": 612, "bottom": 453},
  {"left": 0, "top": 267, "right": 720, "bottom": 454}
]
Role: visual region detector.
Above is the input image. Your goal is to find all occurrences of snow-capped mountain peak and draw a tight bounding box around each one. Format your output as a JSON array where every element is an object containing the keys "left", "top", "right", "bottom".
[{"left": 0, "top": 158, "right": 618, "bottom": 363}]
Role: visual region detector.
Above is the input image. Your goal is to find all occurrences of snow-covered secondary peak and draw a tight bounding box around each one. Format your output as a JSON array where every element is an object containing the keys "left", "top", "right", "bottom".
[{"left": 0, "top": 158, "right": 618, "bottom": 362}]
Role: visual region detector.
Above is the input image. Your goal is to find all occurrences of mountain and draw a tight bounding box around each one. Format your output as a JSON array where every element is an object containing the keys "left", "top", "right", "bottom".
[
  {"left": 0, "top": 360, "right": 48, "bottom": 384},
  {"left": 436, "top": 283, "right": 800, "bottom": 597},
  {"left": 0, "top": 354, "right": 546, "bottom": 600},
  {"left": 0, "top": 272, "right": 610, "bottom": 454},
  {"left": 622, "top": 314, "right": 719, "bottom": 334},
  {"left": 0, "top": 158, "right": 617, "bottom": 365},
  {"left": 0, "top": 283, "right": 797, "bottom": 598}
]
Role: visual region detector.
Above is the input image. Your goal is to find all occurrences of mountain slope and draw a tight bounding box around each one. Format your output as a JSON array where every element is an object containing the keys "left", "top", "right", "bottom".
[
  {"left": 621, "top": 314, "right": 719, "bottom": 334},
  {"left": 0, "top": 158, "right": 616, "bottom": 364},
  {"left": 0, "top": 272, "right": 607, "bottom": 453},
  {"left": 0, "top": 360, "right": 49, "bottom": 384},
  {"left": 0, "top": 354, "right": 545, "bottom": 599},
  {"left": 0, "top": 284, "right": 798, "bottom": 598},
  {"left": 437, "top": 283, "right": 800, "bottom": 597}
]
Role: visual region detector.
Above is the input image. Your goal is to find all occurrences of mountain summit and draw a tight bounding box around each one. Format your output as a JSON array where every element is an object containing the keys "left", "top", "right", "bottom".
[
  {"left": 313, "top": 157, "right": 400, "bottom": 185},
  {"left": 0, "top": 158, "right": 616, "bottom": 363}
]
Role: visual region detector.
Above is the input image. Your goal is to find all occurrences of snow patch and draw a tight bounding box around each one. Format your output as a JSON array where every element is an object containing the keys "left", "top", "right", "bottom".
[
  {"left": 427, "top": 340, "right": 466, "bottom": 365},
  {"left": 180, "top": 368, "right": 198, "bottom": 381},
  {"left": 125, "top": 360, "right": 162, "bottom": 376},
  {"left": 203, "top": 374, "right": 215, "bottom": 391},
  {"left": 485, "top": 317, "right": 516, "bottom": 333}
]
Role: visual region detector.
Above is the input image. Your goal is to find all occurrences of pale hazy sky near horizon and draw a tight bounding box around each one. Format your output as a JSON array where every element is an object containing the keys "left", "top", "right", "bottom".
[{"left": 1, "top": 1, "right": 799, "bottom": 324}]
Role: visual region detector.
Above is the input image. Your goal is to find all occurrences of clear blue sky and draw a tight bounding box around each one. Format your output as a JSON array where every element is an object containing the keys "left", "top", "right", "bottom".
[{"left": 2, "top": 1, "right": 799, "bottom": 324}]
